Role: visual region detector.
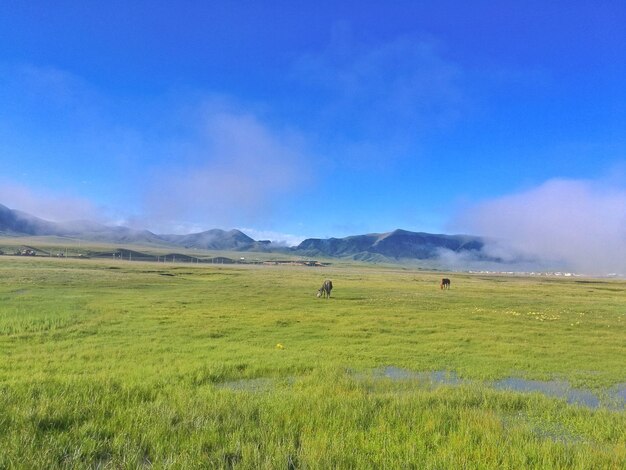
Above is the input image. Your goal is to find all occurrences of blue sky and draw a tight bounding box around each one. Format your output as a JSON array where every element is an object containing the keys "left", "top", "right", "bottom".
[{"left": 1, "top": 1, "right": 625, "bottom": 249}]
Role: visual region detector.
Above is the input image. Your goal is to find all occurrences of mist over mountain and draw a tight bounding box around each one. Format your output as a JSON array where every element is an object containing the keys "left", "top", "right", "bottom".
[
  {"left": 160, "top": 229, "right": 272, "bottom": 251},
  {"left": 1, "top": 203, "right": 488, "bottom": 262},
  {"left": 0, "top": 204, "right": 277, "bottom": 252},
  {"left": 296, "top": 229, "right": 485, "bottom": 261},
  {"left": 0, "top": 203, "right": 59, "bottom": 236},
  {"left": 0, "top": 203, "right": 163, "bottom": 244}
]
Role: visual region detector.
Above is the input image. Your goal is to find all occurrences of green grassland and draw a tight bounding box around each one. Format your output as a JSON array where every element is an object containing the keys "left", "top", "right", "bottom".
[{"left": 0, "top": 256, "right": 624, "bottom": 468}]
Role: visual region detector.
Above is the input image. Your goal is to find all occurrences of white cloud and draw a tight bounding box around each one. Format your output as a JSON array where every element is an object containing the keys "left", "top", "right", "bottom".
[
  {"left": 452, "top": 178, "right": 626, "bottom": 274},
  {"left": 142, "top": 108, "right": 312, "bottom": 230},
  {"left": 0, "top": 181, "right": 103, "bottom": 222},
  {"left": 238, "top": 228, "right": 307, "bottom": 247}
]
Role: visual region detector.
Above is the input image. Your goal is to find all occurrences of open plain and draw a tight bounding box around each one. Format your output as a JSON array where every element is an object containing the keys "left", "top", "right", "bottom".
[{"left": 0, "top": 256, "right": 624, "bottom": 468}]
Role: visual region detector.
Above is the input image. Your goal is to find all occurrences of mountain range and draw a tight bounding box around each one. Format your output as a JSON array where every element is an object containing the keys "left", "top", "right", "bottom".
[
  {"left": 297, "top": 229, "right": 484, "bottom": 261},
  {"left": 0, "top": 203, "right": 485, "bottom": 261}
]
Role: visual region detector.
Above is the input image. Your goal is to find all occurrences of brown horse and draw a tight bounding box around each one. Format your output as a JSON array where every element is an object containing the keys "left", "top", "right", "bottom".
[{"left": 440, "top": 278, "right": 451, "bottom": 290}]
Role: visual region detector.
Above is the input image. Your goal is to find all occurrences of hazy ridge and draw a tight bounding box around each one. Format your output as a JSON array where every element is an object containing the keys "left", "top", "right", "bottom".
[{"left": 1, "top": 203, "right": 484, "bottom": 261}]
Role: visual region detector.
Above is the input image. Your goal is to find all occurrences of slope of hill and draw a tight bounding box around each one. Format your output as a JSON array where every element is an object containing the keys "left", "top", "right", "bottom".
[
  {"left": 160, "top": 229, "right": 271, "bottom": 251},
  {"left": 0, "top": 203, "right": 59, "bottom": 236},
  {"left": 295, "top": 229, "right": 484, "bottom": 260},
  {"left": 1, "top": 203, "right": 487, "bottom": 262},
  {"left": 0, "top": 204, "right": 272, "bottom": 251},
  {"left": 0, "top": 204, "right": 164, "bottom": 244}
]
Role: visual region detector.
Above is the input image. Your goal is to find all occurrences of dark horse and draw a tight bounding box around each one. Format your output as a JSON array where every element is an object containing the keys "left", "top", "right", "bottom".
[
  {"left": 317, "top": 279, "right": 333, "bottom": 299},
  {"left": 440, "top": 278, "right": 451, "bottom": 290}
]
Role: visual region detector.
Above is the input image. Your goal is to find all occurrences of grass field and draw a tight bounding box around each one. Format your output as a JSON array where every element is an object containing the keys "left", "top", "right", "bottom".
[{"left": 0, "top": 256, "right": 624, "bottom": 468}]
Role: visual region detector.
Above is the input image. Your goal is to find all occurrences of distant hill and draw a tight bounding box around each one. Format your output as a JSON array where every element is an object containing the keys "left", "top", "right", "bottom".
[
  {"left": 0, "top": 204, "right": 270, "bottom": 251},
  {"left": 0, "top": 203, "right": 486, "bottom": 262},
  {"left": 0, "top": 203, "right": 59, "bottom": 236},
  {"left": 160, "top": 229, "right": 271, "bottom": 251},
  {"left": 294, "top": 229, "right": 484, "bottom": 260},
  {"left": 0, "top": 204, "right": 164, "bottom": 244}
]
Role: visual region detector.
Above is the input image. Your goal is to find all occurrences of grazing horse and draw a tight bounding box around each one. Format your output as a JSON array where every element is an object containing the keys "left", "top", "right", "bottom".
[
  {"left": 317, "top": 279, "right": 333, "bottom": 299},
  {"left": 440, "top": 278, "right": 451, "bottom": 290}
]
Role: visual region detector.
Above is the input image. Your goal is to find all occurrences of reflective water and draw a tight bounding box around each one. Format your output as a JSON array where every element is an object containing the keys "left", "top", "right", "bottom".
[
  {"left": 374, "top": 367, "right": 465, "bottom": 386},
  {"left": 493, "top": 378, "right": 600, "bottom": 408},
  {"left": 215, "top": 368, "right": 626, "bottom": 410},
  {"left": 613, "top": 383, "right": 626, "bottom": 402},
  {"left": 372, "top": 366, "right": 626, "bottom": 410}
]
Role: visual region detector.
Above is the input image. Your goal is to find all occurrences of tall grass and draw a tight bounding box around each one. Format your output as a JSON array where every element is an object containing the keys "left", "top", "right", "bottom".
[{"left": 0, "top": 257, "right": 624, "bottom": 468}]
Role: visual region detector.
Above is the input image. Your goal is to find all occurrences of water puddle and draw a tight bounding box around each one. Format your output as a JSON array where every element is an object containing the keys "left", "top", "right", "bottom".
[
  {"left": 373, "top": 367, "right": 466, "bottom": 386},
  {"left": 214, "top": 368, "right": 625, "bottom": 410},
  {"left": 612, "top": 383, "right": 626, "bottom": 402},
  {"left": 371, "top": 367, "right": 626, "bottom": 410},
  {"left": 493, "top": 378, "right": 600, "bottom": 408}
]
